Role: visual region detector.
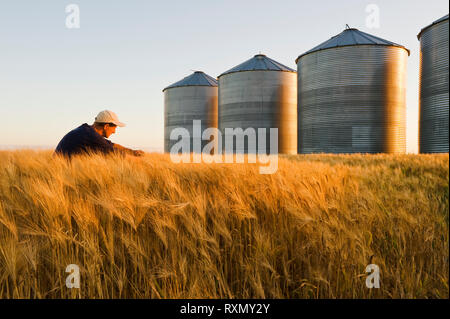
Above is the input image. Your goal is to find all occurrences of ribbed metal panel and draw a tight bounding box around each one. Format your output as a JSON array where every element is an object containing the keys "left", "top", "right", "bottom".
[
  {"left": 164, "top": 85, "right": 218, "bottom": 153},
  {"left": 218, "top": 69, "right": 297, "bottom": 154},
  {"left": 418, "top": 16, "right": 449, "bottom": 153},
  {"left": 297, "top": 45, "right": 408, "bottom": 154}
]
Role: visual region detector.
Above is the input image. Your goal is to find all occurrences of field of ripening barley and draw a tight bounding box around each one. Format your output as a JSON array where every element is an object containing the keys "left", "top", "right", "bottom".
[{"left": 0, "top": 151, "right": 448, "bottom": 298}]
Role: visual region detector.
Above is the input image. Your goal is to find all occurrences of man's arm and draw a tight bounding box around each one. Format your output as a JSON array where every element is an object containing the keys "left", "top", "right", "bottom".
[{"left": 113, "top": 143, "right": 145, "bottom": 157}]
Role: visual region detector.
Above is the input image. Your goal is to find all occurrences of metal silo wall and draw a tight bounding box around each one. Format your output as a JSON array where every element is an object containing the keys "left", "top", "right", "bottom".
[
  {"left": 164, "top": 86, "right": 218, "bottom": 153},
  {"left": 297, "top": 45, "right": 407, "bottom": 154},
  {"left": 419, "top": 19, "right": 449, "bottom": 153},
  {"left": 218, "top": 71, "right": 297, "bottom": 154}
]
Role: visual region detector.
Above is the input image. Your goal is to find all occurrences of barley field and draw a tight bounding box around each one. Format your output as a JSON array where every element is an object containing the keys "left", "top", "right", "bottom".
[{"left": 0, "top": 150, "right": 448, "bottom": 298}]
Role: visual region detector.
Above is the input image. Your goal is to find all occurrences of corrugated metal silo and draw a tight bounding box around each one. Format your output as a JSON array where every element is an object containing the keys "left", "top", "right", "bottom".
[
  {"left": 418, "top": 14, "right": 449, "bottom": 153},
  {"left": 218, "top": 54, "right": 297, "bottom": 154},
  {"left": 296, "top": 27, "right": 409, "bottom": 154},
  {"left": 163, "top": 71, "right": 218, "bottom": 153}
]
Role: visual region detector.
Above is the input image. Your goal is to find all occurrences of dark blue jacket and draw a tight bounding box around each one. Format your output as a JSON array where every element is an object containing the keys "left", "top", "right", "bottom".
[{"left": 55, "top": 123, "right": 114, "bottom": 157}]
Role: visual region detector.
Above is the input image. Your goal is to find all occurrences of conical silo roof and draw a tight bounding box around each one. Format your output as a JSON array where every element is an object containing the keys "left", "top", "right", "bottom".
[
  {"left": 219, "top": 54, "right": 295, "bottom": 78},
  {"left": 417, "top": 14, "right": 449, "bottom": 39},
  {"left": 163, "top": 71, "right": 218, "bottom": 92},
  {"left": 295, "top": 27, "right": 410, "bottom": 63}
]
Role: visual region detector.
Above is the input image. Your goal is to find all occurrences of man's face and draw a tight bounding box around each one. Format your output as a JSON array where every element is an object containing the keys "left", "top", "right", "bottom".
[{"left": 103, "top": 124, "right": 117, "bottom": 138}]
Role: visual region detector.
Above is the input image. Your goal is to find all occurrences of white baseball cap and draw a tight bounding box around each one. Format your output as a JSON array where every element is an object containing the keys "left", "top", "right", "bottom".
[{"left": 94, "top": 110, "right": 126, "bottom": 127}]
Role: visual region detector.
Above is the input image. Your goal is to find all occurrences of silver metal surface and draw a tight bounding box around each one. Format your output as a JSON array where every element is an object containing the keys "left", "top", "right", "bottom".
[
  {"left": 296, "top": 27, "right": 409, "bottom": 63},
  {"left": 220, "top": 54, "right": 294, "bottom": 76},
  {"left": 219, "top": 55, "right": 297, "bottom": 154},
  {"left": 164, "top": 72, "right": 218, "bottom": 153},
  {"left": 417, "top": 14, "right": 449, "bottom": 40},
  {"left": 297, "top": 40, "right": 408, "bottom": 154},
  {"left": 418, "top": 15, "right": 449, "bottom": 153},
  {"left": 163, "top": 71, "right": 218, "bottom": 91}
]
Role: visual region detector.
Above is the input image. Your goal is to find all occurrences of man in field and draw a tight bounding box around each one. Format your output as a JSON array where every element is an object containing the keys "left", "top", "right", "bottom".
[{"left": 55, "top": 110, "right": 144, "bottom": 157}]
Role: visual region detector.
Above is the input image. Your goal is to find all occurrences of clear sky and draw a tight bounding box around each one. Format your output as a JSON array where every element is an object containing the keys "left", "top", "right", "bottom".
[{"left": 0, "top": 0, "right": 448, "bottom": 153}]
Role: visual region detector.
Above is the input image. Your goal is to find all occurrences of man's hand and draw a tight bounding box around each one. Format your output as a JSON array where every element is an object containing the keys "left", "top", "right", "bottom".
[
  {"left": 113, "top": 143, "right": 145, "bottom": 157},
  {"left": 132, "top": 150, "right": 145, "bottom": 157}
]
